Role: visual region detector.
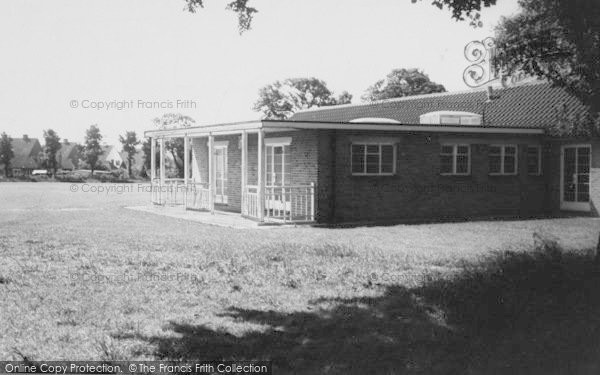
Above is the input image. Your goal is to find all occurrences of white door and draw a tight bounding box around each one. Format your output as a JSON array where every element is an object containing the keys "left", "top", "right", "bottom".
[
  {"left": 265, "top": 145, "right": 290, "bottom": 212},
  {"left": 561, "top": 145, "right": 591, "bottom": 211},
  {"left": 214, "top": 146, "right": 228, "bottom": 204}
]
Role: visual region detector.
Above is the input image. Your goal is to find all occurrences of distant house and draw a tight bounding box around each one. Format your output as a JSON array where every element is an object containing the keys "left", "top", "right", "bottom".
[
  {"left": 119, "top": 147, "right": 145, "bottom": 176},
  {"left": 56, "top": 139, "right": 80, "bottom": 170},
  {"left": 99, "top": 145, "right": 124, "bottom": 170},
  {"left": 7, "top": 135, "right": 43, "bottom": 176}
]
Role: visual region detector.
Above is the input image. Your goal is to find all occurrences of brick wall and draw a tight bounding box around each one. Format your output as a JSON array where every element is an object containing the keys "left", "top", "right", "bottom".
[
  {"left": 190, "top": 131, "right": 320, "bottom": 215},
  {"left": 320, "top": 130, "right": 551, "bottom": 223},
  {"left": 191, "top": 129, "right": 599, "bottom": 224}
]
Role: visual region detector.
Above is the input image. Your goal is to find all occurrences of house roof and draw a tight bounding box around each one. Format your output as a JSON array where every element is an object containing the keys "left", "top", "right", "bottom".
[
  {"left": 57, "top": 143, "right": 79, "bottom": 170},
  {"left": 119, "top": 148, "right": 145, "bottom": 169},
  {"left": 11, "top": 137, "right": 42, "bottom": 169},
  {"left": 289, "top": 81, "right": 587, "bottom": 129}
]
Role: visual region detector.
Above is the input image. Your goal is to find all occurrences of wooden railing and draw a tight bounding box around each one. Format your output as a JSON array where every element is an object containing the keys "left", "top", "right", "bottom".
[
  {"left": 264, "top": 183, "right": 315, "bottom": 223},
  {"left": 151, "top": 178, "right": 186, "bottom": 206},
  {"left": 186, "top": 182, "right": 211, "bottom": 211},
  {"left": 152, "top": 179, "right": 316, "bottom": 224},
  {"left": 241, "top": 185, "right": 259, "bottom": 219},
  {"left": 151, "top": 178, "right": 162, "bottom": 204}
]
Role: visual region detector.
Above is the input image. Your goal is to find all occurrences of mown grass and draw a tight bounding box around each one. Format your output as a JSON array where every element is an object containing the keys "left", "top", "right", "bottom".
[{"left": 1, "top": 183, "right": 600, "bottom": 374}]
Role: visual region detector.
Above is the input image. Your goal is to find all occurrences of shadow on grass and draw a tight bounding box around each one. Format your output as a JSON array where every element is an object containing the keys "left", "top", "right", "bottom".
[{"left": 137, "top": 240, "right": 600, "bottom": 374}]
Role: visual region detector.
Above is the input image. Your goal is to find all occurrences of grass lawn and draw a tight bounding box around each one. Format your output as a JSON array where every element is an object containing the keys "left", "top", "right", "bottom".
[{"left": 1, "top": 182, "right": 600, "bottom": 374}]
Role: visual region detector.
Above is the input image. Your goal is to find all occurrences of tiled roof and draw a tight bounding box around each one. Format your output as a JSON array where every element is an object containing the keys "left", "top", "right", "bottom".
[
  {"left": 11, "top": 138, "right": 42, "bottom": 169},
  {"left": 119, "top": 149, "right": 145, "bottom": 170},
  {"left": 57, "top": 143, "right": 80, "bottom": 170},
  {"left": 289, "top": 81, "right": 587, "bottom": 129}
]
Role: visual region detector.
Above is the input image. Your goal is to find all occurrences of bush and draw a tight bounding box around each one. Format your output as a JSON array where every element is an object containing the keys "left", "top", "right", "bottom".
[{"left": 55, "top": 175, "right": 86, "bottom": 183}]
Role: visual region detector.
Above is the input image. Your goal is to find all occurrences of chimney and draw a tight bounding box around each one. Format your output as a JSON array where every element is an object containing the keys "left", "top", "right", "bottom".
[
  {"left": 23, "top": 134, "right": 29, "bottom": 142},
  {"left": 486, "top": 86, "right": 499, "bottom": 102}
]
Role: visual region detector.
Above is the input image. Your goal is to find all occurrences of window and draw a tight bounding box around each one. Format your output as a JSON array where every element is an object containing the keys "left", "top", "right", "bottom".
[
  {"left": 351, "top": 143, "right": 395, "bottom": 175},
  {"left": 440, "top": 144, "right": 470, "bottom": 175},
  {"left": 527, "top": 145, "right": 542, "bottom": 175},
  {"left": 489, "top": 145, "right": 518, "bottom": 175}
]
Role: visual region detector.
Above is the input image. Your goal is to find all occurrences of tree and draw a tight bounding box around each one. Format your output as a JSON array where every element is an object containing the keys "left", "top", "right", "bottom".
[
  {"left": 185, "top": 0, "right": 257, "bottom": 33},
  {"left": 493, "top": 0, "right": 600, "bottom": 117},
  {"left": 183, "top": 0, "right": 497, "bottom": 33},
  {"left": 43, "top": 129, "right": 62, "bottom": 177},
  {"left": 336, "top": 91, "right": 353, "bottom": 105},
  {"left": 0, "top": 132, "right": 14, "bottom": 178},
  {"left": 119, "top": 131, "right": 140, "bottom": 178},
  {"left": 153, "top": 113, "right": 195, "bottom": 178},
  {"left": 253, "top": 78, "right": 350, "bottom": 120},
  {"left": 362, "top": 68, "right": 446, "bottom": 102},
  {"left": 83, "top": 125, "right": 103, "bottom": 176}
]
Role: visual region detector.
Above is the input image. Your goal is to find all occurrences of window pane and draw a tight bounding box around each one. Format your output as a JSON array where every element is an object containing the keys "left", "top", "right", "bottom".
[
  {"left": 504, "top": 155, "right": 516, "bottom": 174},
  {"left": 527, "top": 147, "right": 540, "bottom": 175},
  {"left": 440, "top": 155, "right": 453, "bottom": 174},
  {"left": 366, "top": 154, "right": 379, "bottom": 174},
  {"left": 381, "top": 145, "right": 394, "bottom": 173},
  {"left": 489, "top": 155, "right": 502, "bottom": 174},
  {"left": 457, "top": 145, "right": 469, "bottom": 155},
  {"left": 505, "top": 146, "right": 517, "bottom": 155},
  {"left": 351, "top": 145, "right": 365, "bottom": 173},
  {"left": 366, "top": 145, "right": 379, "bottom": 154},
  {"left": 456, "top": 155, "right": 469, "bottom": 174},
  {"left": 489, "top": 146, "right": 502, "bottom": 155}
]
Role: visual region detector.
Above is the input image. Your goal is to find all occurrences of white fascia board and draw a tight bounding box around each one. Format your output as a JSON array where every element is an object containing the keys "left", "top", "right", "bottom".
[
  {"left": 262, "top": 121, "right": 545, "bottom": 135},
  {"left": 145, "top": 122, "right": 263, "bottom": 138}
]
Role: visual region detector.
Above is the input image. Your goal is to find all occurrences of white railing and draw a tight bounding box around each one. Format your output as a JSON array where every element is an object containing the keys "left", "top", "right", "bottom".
[
  {"left": 242, "top": 185, "right": 260, "bottom": 219},
  {"left": 264, "top": 184, "right": 315, "bottom": 223},
  {"left": 186, "top": 182, "right": 211, "bottom": 211},
  {"left": 153, "top": 179, "right": 316, "bottom": 224},
  {"left": 151, "top": 178, "right": 162, "bottom": 204},
  {"left": 151, "top": 178, "right": 186, "bottom": 206}
]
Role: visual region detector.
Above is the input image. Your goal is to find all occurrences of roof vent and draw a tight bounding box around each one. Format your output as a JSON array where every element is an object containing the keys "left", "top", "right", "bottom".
[
  {"left": 349, "top": 117, "right": 401, "bottom": 124},
  {"left": 419, "top": 111, "right": 482, "bottom": 126}
]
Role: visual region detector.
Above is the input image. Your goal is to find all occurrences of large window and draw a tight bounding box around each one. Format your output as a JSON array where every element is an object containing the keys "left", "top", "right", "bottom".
[
  {"left": 489, "top": 145, "right": 518, "bottom": 175},
  {"left": 351, "top": 143, "right": 396, "bottom": 175},
  {"left": 440, "top": 144, "right": 470, "bottom": 175},
  {"left": 527, "top": 145, "right": 542, "bottom": 175}
]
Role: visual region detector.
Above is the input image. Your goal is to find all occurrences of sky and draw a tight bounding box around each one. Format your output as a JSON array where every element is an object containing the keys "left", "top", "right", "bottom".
[{"left": 0, "top": 0, "right": 521, "bottom": 145}]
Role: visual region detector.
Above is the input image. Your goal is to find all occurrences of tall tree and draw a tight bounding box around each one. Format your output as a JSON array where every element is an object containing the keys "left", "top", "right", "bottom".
[
  {"left": 493, "top": 0, "right": 600, "bottom": 123},
  {"left": 253, "top": 78, "right": 350, "bottom": 120},
  {"left": 119, "top": 131, "right": 140, "bottom": 177},
  {"left": 336, "top": 91, "right": 353, "bottom": 105},
  {"left": 362, "top": 68, "right": 446, "bottom": 102},
  {"left": 43, "top": 129, "right": 62, "bottom": 177},
  {"left": 83, "top": 125, "right": 103, "bottom": 176},
  {"left": 153, "top": 113, "right": 195, "bottom": 178},
  {"left": 0, "top": 132, "right": 14, "bottom": 177}
]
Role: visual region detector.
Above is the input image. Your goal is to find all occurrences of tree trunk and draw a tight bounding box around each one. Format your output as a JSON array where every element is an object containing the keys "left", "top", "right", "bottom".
[{"left": 128, "top": 157, "right": 133, "bottom": 178}]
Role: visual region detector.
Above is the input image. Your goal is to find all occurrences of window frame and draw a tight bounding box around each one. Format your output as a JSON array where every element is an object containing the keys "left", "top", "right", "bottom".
[
  {"left": 439, "top": 144, "right": 471, "bottom": 176},
  {"left": 526, "top": 145, "right": 542, "bottom": 176},
  {"left": 489, "top": 144, "right": 519, "bottom": 176},
  {"left": 350, "top": 143, "right": 397, "bottom": 176}
]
